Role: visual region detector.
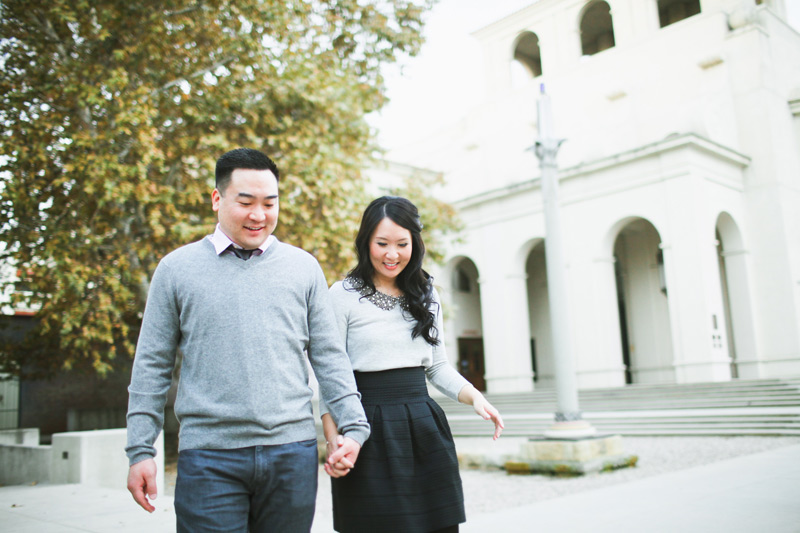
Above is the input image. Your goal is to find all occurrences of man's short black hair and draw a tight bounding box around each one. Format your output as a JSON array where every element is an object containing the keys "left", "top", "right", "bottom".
[{"left": 215, "top": 148, "right": 280, "bottom": 193}]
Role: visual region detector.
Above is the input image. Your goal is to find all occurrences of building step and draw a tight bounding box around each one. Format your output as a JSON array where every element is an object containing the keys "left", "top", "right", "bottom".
[{"left": 440, "top": 377, "right": 800, "bottom": 436}]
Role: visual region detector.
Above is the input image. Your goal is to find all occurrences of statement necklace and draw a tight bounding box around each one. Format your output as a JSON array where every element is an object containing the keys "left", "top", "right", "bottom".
[{"left": 347, "top": 277, "right": 409, "bottom": 312}]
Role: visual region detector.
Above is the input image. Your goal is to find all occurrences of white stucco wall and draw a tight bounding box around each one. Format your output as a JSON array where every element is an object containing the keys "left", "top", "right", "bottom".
[{"left": 384, "top": 0, "right": 800, "bottom": 392}]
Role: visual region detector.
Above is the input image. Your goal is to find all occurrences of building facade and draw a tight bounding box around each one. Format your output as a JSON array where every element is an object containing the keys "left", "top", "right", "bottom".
[{"left": 384, "top": 0, "right": 800, "bottom": 393}]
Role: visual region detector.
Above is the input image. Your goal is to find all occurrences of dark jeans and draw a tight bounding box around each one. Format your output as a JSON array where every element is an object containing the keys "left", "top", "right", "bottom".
[{"left": 174, "top": 440, "right": 318, "bottom": 533}]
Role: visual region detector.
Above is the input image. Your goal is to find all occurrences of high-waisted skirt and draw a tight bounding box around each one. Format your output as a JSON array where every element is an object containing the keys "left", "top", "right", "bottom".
[{"left": 331, "top": 366, "right": 466, "bottom": 532}]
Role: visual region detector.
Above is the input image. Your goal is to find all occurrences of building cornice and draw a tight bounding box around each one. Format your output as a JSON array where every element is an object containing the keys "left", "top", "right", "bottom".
[{"left": 454, "top": 133, "right": 750, "bottom": 210}]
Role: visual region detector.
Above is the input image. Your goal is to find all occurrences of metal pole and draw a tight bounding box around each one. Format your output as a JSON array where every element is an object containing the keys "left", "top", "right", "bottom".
[{"left": 534, "top": 84, "right": 595, "bottom": 438}]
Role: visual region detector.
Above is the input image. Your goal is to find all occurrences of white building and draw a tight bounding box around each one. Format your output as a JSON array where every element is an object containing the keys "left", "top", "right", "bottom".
[{"left": 382, "top": 0, "right": 800, "bottom": 393}]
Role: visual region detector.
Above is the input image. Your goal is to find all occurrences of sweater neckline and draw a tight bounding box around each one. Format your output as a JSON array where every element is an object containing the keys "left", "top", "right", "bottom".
[
  {"left": 347, "top": 277, "right": 409, "bottom": 312},
  {"left": 210, "top": 237, "right": 279, "bottom": 265}
]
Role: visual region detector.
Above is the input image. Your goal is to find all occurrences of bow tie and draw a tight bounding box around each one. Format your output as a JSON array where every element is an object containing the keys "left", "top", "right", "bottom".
[{"left": 228, "top": 245, "right": 257, "bottom": 261}]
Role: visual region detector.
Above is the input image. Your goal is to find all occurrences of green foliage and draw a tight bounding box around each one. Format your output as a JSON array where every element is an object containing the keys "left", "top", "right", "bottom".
[
  {"left": 0, "top": 0, "right": 434, "bottom": 377},
  {"left": 503, "top": 461, "right": 532, "bottom": 475},
  {"left": 602, "top": 454, "right": 638, "bottom": 472},
  {"left": 552, "top": 463, "right": 580, "bottom": 477}
]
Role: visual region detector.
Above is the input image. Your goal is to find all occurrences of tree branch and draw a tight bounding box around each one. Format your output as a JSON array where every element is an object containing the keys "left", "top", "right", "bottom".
[
  {"left": 165, "top": 2, "right": 205, "bottom": 18},
  {"left": 33, "top": 12, "right": 70, "bottom": 61},
  {"left": 151, "top": 55, "right": 238, "bottom": 98}
]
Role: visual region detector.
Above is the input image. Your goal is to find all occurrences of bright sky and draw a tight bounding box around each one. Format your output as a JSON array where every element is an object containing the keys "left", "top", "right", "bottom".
[
  {"left": 369, "top": 0, "right": 800, "bottom": 153},
  {"left": 369, "top": 0, "right": 532, "bottom": 152}
]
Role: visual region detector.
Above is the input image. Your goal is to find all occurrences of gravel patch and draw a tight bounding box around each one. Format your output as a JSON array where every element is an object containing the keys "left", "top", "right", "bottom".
[{"left": 458, "top": 435, "right": 800, "bottom": 514}]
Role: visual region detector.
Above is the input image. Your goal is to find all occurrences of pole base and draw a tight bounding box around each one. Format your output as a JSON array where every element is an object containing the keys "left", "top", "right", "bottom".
[
  {"left": 543, "top": 419, "right": 597, "bottom": 439},
  {"left": 507, "top": 434, "right": 638, "bottom": 476}
]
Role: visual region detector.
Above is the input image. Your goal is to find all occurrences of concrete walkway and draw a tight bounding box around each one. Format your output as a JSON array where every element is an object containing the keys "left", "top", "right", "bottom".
[
  {"left": 2, "top": 444, "right": 798, "bottom": 532},
  {"left": 460, "top": 443, "right": 800, "bottom": 533},
  {"left": 0, "top": 483, "right": 176, "bottom": 533}
]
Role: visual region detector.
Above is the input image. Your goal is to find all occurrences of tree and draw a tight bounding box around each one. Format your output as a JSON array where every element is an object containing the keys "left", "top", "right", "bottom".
[{"left": 0, "top": 0, "right": 434, "bottom": 377}]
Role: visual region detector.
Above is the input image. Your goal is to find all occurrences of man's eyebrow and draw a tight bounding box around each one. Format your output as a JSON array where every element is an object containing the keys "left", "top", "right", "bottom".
[{"left": 236, "top": 192, "right": 279, "bottom": 200}]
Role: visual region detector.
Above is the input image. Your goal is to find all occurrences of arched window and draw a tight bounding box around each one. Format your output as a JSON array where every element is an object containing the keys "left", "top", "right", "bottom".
[
  {"left": 513, "top": 31, "right": 542, "bottom": 78},
  {"left": 657, "top": 0, "right": 701, "bottom": 28},
  {"left": 580, "top": 1, "right": 616, "bottom": 57}
]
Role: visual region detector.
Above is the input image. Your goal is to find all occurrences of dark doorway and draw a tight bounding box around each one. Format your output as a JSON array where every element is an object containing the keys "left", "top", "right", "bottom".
[
  {"left": 614, "top": 256, "right": 633, "bottom": 384},
  {"left": 458, "top": 338, "right": 486, "bottom": 391}
]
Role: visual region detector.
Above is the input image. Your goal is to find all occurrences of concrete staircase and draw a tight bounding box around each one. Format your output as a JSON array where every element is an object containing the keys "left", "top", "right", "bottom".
[{"left": 439, "top": 377, "right": 800, "bottom": 436}]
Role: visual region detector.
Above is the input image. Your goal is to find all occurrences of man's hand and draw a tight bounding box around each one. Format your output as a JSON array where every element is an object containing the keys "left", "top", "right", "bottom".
[
  {"left": 127, "top": 458, "right": 158, "bottom": 512},
  {"left": 323, "top": 435, "right": 361, "bottom": 478}
]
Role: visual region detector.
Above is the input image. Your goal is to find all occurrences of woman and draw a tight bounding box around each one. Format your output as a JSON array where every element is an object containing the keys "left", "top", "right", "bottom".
[{"left": 321, "top": 196, "right": 504, "bottom": 533}]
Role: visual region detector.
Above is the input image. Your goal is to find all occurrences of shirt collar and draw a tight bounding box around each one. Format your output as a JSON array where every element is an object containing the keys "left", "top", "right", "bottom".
[{"left": 209, "top": 224, "right": 275, "bottom": 256}]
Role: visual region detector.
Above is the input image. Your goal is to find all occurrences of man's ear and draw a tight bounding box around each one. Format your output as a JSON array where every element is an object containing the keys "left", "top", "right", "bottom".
[{"left": 211, "top": 188, "right": 221, "bottom": 212}]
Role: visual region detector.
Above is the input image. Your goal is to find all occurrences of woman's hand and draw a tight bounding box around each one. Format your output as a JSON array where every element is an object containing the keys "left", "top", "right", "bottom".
[
  {"left": 472, "top": 394, "right": 504, "bottom": 440},
  {"left": 458, "top": 384, "right": 504, "bottom": 440},
  {"left": 323, "top": 435, "right": 348, "bottom": 478}
]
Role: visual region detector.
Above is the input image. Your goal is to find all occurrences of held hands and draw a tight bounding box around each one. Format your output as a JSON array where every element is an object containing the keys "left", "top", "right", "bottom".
[
  {"left": 127, "top": 458, "right": 158, "bottom": 512},
  {"left": 324, "top": 434, "right": 361, "bottom": 478}
]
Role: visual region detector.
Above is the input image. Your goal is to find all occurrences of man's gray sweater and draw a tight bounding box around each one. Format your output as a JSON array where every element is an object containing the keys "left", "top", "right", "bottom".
[{"left": 125, "top": 237, "right": 369, "bottom": 465}]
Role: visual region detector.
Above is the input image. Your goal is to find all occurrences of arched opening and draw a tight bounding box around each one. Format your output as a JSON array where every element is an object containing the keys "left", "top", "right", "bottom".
[
  {"left": 512, "top": 31, "right": 542, "bottom": 82},
  {"left": 613, "top": 218, "right": 675, "bottom": 384},
  {"left": 657, "top": 0, "right": 701, "bottom": 28},
  {"left": 525, "top": 241, "right": 554, "bottom": 388},
  {"left": 716, "top": 212, "right": 758, "bottom": 379},
  {"left": 449, "top": 257, "right": 486, "bottom": 391},
  {"left": 580, "top": 1, "right": 616, "bottom": 56},
  {"left": 716, "top": 230, "right": 737, "bottom": 378}
]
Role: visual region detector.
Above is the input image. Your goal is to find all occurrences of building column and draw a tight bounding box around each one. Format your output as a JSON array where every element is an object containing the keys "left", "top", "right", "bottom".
[
  {"left": 719, "top": 246, "right": 762, "bottom": 378},
  {"left": 664, "top": 235, "right": 732, "bottom": 383},
  {"left": 569, "top": 256, "right": 627, "bottom": 388},
  {"left": 478, "top": 272, "right": 535, "bottom": 393}
]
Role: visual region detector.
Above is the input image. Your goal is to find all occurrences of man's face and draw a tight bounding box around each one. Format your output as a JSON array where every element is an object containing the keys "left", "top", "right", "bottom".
[{"left": 212, "top": 168, "right": 279, "bottom": 249}]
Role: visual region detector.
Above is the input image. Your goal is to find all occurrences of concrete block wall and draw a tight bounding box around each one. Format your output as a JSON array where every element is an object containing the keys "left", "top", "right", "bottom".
[
  {"left": 0, "top": 427, "right": 164, "bottom": 491},
  {"left": 0, "top": 427, "right": 40, "bottom": 446},
  {"left": 50, "top": 428, "right": 165, "bottom": 491},
  {"left": 0, "top": 442, "right": 51, "bottom": 485}
]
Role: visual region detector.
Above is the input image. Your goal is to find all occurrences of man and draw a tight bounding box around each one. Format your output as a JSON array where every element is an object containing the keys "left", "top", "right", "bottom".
[{"left": 126, "top": 148, "right": 369, "bottom": 532}]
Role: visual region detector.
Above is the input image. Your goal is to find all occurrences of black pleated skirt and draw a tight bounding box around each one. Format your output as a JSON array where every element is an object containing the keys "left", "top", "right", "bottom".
[{"left": 331, "top": 366, "right": 466, "bottom": 533}]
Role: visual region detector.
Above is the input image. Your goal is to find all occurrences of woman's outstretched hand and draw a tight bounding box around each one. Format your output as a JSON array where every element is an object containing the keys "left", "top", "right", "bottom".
[
  {"left": 458, "top": 384, "right": 504, "bottom": 440},
  {"left": 472, "top": 395, "right": 504, "bottom": 440}
]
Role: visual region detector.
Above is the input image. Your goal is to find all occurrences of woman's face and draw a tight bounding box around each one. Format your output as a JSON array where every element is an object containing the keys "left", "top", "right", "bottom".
[{"left": 369, "top": 217, "right": 412, "bottom": 288}]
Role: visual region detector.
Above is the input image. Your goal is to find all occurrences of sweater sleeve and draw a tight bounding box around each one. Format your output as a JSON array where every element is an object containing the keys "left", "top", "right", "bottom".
[
  {"left": 424, "top": 288, "right": 471, "bottom": 402},
  {"left": 307, "top": 272, "right": 370, "bottom": 445},
  {"left": 318, "top": 281, "right": 350, "bottom": 418},
  {"left": 125, "top": 259, "right": 181, "bottom": 466}
]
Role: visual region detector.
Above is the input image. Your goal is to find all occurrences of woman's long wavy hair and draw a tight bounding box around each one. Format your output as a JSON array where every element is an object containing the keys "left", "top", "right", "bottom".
[{"left": 347, "top": 196, "right": 440, "bottom": 346}]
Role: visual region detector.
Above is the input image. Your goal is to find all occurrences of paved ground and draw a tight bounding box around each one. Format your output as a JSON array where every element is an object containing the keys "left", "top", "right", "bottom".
[
  {"left": 458, "top": 443, "right": 800, "bottom": 533},
  {"left": 2, "top": 437, "right": 799, "bottom": 532}
]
